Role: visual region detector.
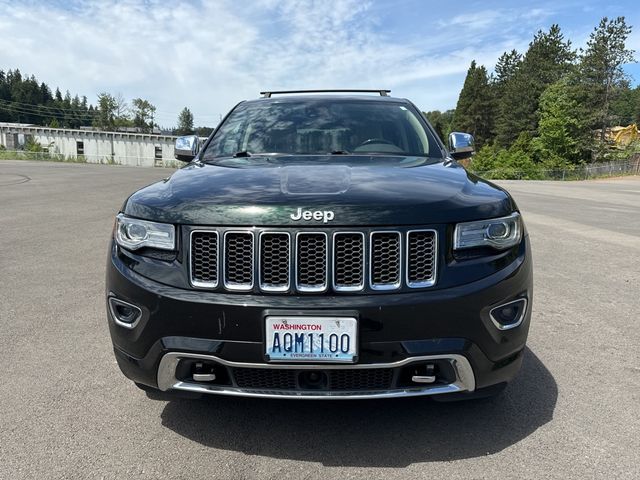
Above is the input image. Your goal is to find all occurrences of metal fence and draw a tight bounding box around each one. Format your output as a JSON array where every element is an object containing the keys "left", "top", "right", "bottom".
[{"left": 470, "top": 157, "right": 640, "bottom": 180}]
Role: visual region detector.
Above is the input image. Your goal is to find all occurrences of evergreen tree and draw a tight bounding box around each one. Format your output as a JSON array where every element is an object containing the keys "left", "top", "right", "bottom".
[
  {"left": 610, "top": 85, "right": 639, "bottom": 126},
  {"left": 579, "top": 16, "right": 635, "bottom": 141},
  {"left": 177, "top": 107, "right": 195, "bottom": 135},
  {"left": 452, "top": 61, "right": 494, "bottom": 148},
  {"left": 494, "top": 49, "right": 522, "bottom": 85},
  {"left": 495, "top": 25, "right": 575, "bottom": 146},
  {"left": 424, "top": 109, "right": 455, "bottom": 143},
  {"left": 534, "top": 80, "right": 589, "bottom": 164}
]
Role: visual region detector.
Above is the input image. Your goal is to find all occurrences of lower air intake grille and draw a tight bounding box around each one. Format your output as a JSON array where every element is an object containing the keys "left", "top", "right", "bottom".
[
  {"left": 232, "top": 368, "right": 297, "bottom": 390},
  {"left": 230, "top": 368, "right": 394, "bottom": 391},
  {"left": 328, "top": 369, "right": 393, "bottom": 390}
]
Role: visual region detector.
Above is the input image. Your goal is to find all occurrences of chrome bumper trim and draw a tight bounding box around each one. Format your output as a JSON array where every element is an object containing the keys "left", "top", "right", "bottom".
[{"left": 157, "top": 352, "right": 476, "bottom": 400}]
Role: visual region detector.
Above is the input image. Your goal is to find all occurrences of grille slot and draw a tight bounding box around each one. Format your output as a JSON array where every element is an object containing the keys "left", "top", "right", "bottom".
[
  {"left": 296, "top": 233, "right": 328, "bottom": 292},
  {"left": 333, "top": 232, "right": 365, "bottom": 291},
  {"left": 407, "top": 230, "right": 437, "bottom": 287},
  {"left": 190, "top": 231, "right": 219, "bottom": 287},
  {"left": 370, "top": 231, "right": 401, "bottom": 290},
  {"left": 224, "top": 232, "right": 254, "bottom": 290},
  {"left": 259, "top": 233, "right": 290, "bottom": 292}
]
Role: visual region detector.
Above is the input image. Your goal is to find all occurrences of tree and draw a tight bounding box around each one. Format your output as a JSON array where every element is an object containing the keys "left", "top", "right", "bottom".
[
  {"left": 94, "top": 92, "right": 117, "bottom": 130},
  {"left": 452, "top": 61, "right": 494, "bottom": 148},
  {"left": 495, "top": 25, "right": 575, "bottom": 146},
  {"left": 424, "top": 109, "right": 455, "bottom": 143},
  {"left": 113, "top": 93, "right": 131, "bottom": 128},
  {"left": 131, "top": 98, "right": 156, "bottom": 133},
  {"left": 533, "top": 80, "right": 589, "bottom": 164},
  {"left": 196, "top": 126, "right": 214, "bottom": 137},
  {"left": 494, "top": 49, "right": 522, "bottom": 85},
  {"left": 579, "top": 17, "right": 635, "bottom": 141},
  {"left": 610, "top": 85, "right": 640, "bottom": 126},
  {"left": 177, "top": 107, "right": 194, "bottom": 135}
]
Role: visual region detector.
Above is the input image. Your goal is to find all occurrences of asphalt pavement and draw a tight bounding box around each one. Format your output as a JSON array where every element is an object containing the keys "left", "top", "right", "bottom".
[{"left": 0, "top": 160, "right": 638, "bottom": 479}]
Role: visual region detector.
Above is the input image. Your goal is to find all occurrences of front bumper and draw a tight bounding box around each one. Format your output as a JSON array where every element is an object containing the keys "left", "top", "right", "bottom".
[{"left": 107, "top": 237, "right": 532, "bottom": 399}]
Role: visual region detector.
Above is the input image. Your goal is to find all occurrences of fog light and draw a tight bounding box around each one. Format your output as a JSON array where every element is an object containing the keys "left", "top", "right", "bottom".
[
  {"left": 489, "top": 298, "right": 527, "bottom": 330},
  {"left": 108, "top": 297, "right": 142, "bottom": 329}
]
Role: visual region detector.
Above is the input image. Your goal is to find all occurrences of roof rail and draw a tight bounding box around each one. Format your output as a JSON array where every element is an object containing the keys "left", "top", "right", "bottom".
[{"left": 260, "top": 89, "right": 391, "bottom": 98}]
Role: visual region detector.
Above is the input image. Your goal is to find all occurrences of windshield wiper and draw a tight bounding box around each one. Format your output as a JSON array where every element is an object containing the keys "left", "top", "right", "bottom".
[{"left": 232, "top": 151, "right": 252, "bottom": 157}]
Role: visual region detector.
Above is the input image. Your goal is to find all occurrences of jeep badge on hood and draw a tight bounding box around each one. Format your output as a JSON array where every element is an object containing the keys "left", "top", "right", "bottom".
[{"left": 290, "top": 208, "right": 335, "bottom": 223}]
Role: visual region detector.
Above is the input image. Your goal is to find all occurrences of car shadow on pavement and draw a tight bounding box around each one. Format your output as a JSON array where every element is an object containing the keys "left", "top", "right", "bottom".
[{"left": 159, "top": 347, "right": 556, "bottom": 467}]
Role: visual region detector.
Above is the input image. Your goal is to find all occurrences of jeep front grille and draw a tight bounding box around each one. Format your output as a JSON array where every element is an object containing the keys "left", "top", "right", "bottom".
[{"left": 190, "top": 228, "right": 437, "bottom": 293}]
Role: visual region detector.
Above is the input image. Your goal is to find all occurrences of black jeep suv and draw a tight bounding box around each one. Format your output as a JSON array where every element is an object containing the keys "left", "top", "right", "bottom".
[{"left": 106, "top": 90, "right": 532, "bottom": 400}]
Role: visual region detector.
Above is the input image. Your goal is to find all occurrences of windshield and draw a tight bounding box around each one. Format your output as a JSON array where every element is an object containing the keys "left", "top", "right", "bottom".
[{"left": 202, "top": 99, "right": 440, "bottom": 161}]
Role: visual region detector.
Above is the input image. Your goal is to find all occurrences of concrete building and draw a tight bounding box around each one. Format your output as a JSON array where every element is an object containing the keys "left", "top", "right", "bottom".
[{"left": 0, "top": 123, "right": 183, "bottom": 167}]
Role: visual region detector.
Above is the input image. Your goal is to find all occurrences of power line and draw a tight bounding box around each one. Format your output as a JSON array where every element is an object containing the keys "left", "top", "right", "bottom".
[
  {"left": 0, "top": 101, "right": 98, "bottom": 121},
  {"left": 0, "top": 98, "right": 221, "bottom": 127},
  {"left": 0, "top": 97, "right": 95, "bottom": 114}
]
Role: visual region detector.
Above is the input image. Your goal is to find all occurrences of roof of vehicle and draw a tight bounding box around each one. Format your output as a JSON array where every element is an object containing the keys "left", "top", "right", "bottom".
[{"left": 244, "top": 93, "right": 411, "bottom": 105}]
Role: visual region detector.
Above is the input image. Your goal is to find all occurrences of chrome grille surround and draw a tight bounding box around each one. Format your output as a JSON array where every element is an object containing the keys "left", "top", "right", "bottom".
[
  {"left": 258, "top": 232, "right": 291, "bottom": 292},
  {"left": 189, "top": 227, "right": 438, "bottom": 293},
  {"left": 406, "top": 229, "right": 438, "bottom": 288},
  {"left": 223, "top": 231, "right": 255, "bottom": 291},
  {"left": 369, "top": 231, "right": 402, "bottom": 290},
  {"left": 332, "top": 232, "right": 365, "bottom": 292},
  {"left": 189, "top": 230, "right": 219, "bottom": 288},
  {"left": 295, "top": 232, "right": 329, "bottom": 293}
]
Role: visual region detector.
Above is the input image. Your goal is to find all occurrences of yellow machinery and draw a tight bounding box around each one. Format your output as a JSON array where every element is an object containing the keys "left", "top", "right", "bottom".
[{"left": 612, "top": 124, "right": 639, "bottom": 145}]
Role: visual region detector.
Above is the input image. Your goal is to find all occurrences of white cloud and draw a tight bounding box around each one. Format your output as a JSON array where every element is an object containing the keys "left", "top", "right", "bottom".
[
  {"left": 0, "top": 0, "right": 566, "bottom": 124},
  {"left": 440, "top": 10, "right": 506, "bottom": 30}
]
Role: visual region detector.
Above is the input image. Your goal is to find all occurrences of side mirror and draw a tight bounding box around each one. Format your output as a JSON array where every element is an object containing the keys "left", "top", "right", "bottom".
[
  {"left": 174, "top": 135, "right": 200, "bottom": 162},
  {"left": 448, "top": 132, "right": 475, "bottom": 161}
]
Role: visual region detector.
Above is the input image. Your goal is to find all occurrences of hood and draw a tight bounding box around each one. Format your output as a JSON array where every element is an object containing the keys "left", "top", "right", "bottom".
[{"left": 123, "top": 157, "right": 515, "bottom": 226}]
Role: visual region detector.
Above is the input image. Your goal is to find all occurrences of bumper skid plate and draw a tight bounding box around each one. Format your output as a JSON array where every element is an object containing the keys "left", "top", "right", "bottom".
[{"left": 157, "top": 352, "right": 476, "bottom": 400}]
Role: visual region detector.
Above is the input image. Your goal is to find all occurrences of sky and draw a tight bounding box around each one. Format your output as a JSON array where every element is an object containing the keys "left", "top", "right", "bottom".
[{"left": 1, "top": 0, "right": 639, "bottom": 128}]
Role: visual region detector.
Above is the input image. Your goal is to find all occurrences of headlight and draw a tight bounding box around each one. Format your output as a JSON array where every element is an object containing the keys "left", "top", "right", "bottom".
[
  {"left": 115, "top": 214, "right": 175, "bottom": 251},
  {"left": 454, "top": 212, "right": 522, "bottom": 250}
]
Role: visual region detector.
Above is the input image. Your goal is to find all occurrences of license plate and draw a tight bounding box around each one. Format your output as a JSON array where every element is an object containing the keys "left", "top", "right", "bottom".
[{"left": 265, "top": 316, "right": 357, "bottom": 362}]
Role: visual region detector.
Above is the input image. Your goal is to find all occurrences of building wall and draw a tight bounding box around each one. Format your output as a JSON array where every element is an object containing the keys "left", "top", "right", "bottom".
[{"left": 0, "top": 124, "right": 185, "bottom": 167}]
